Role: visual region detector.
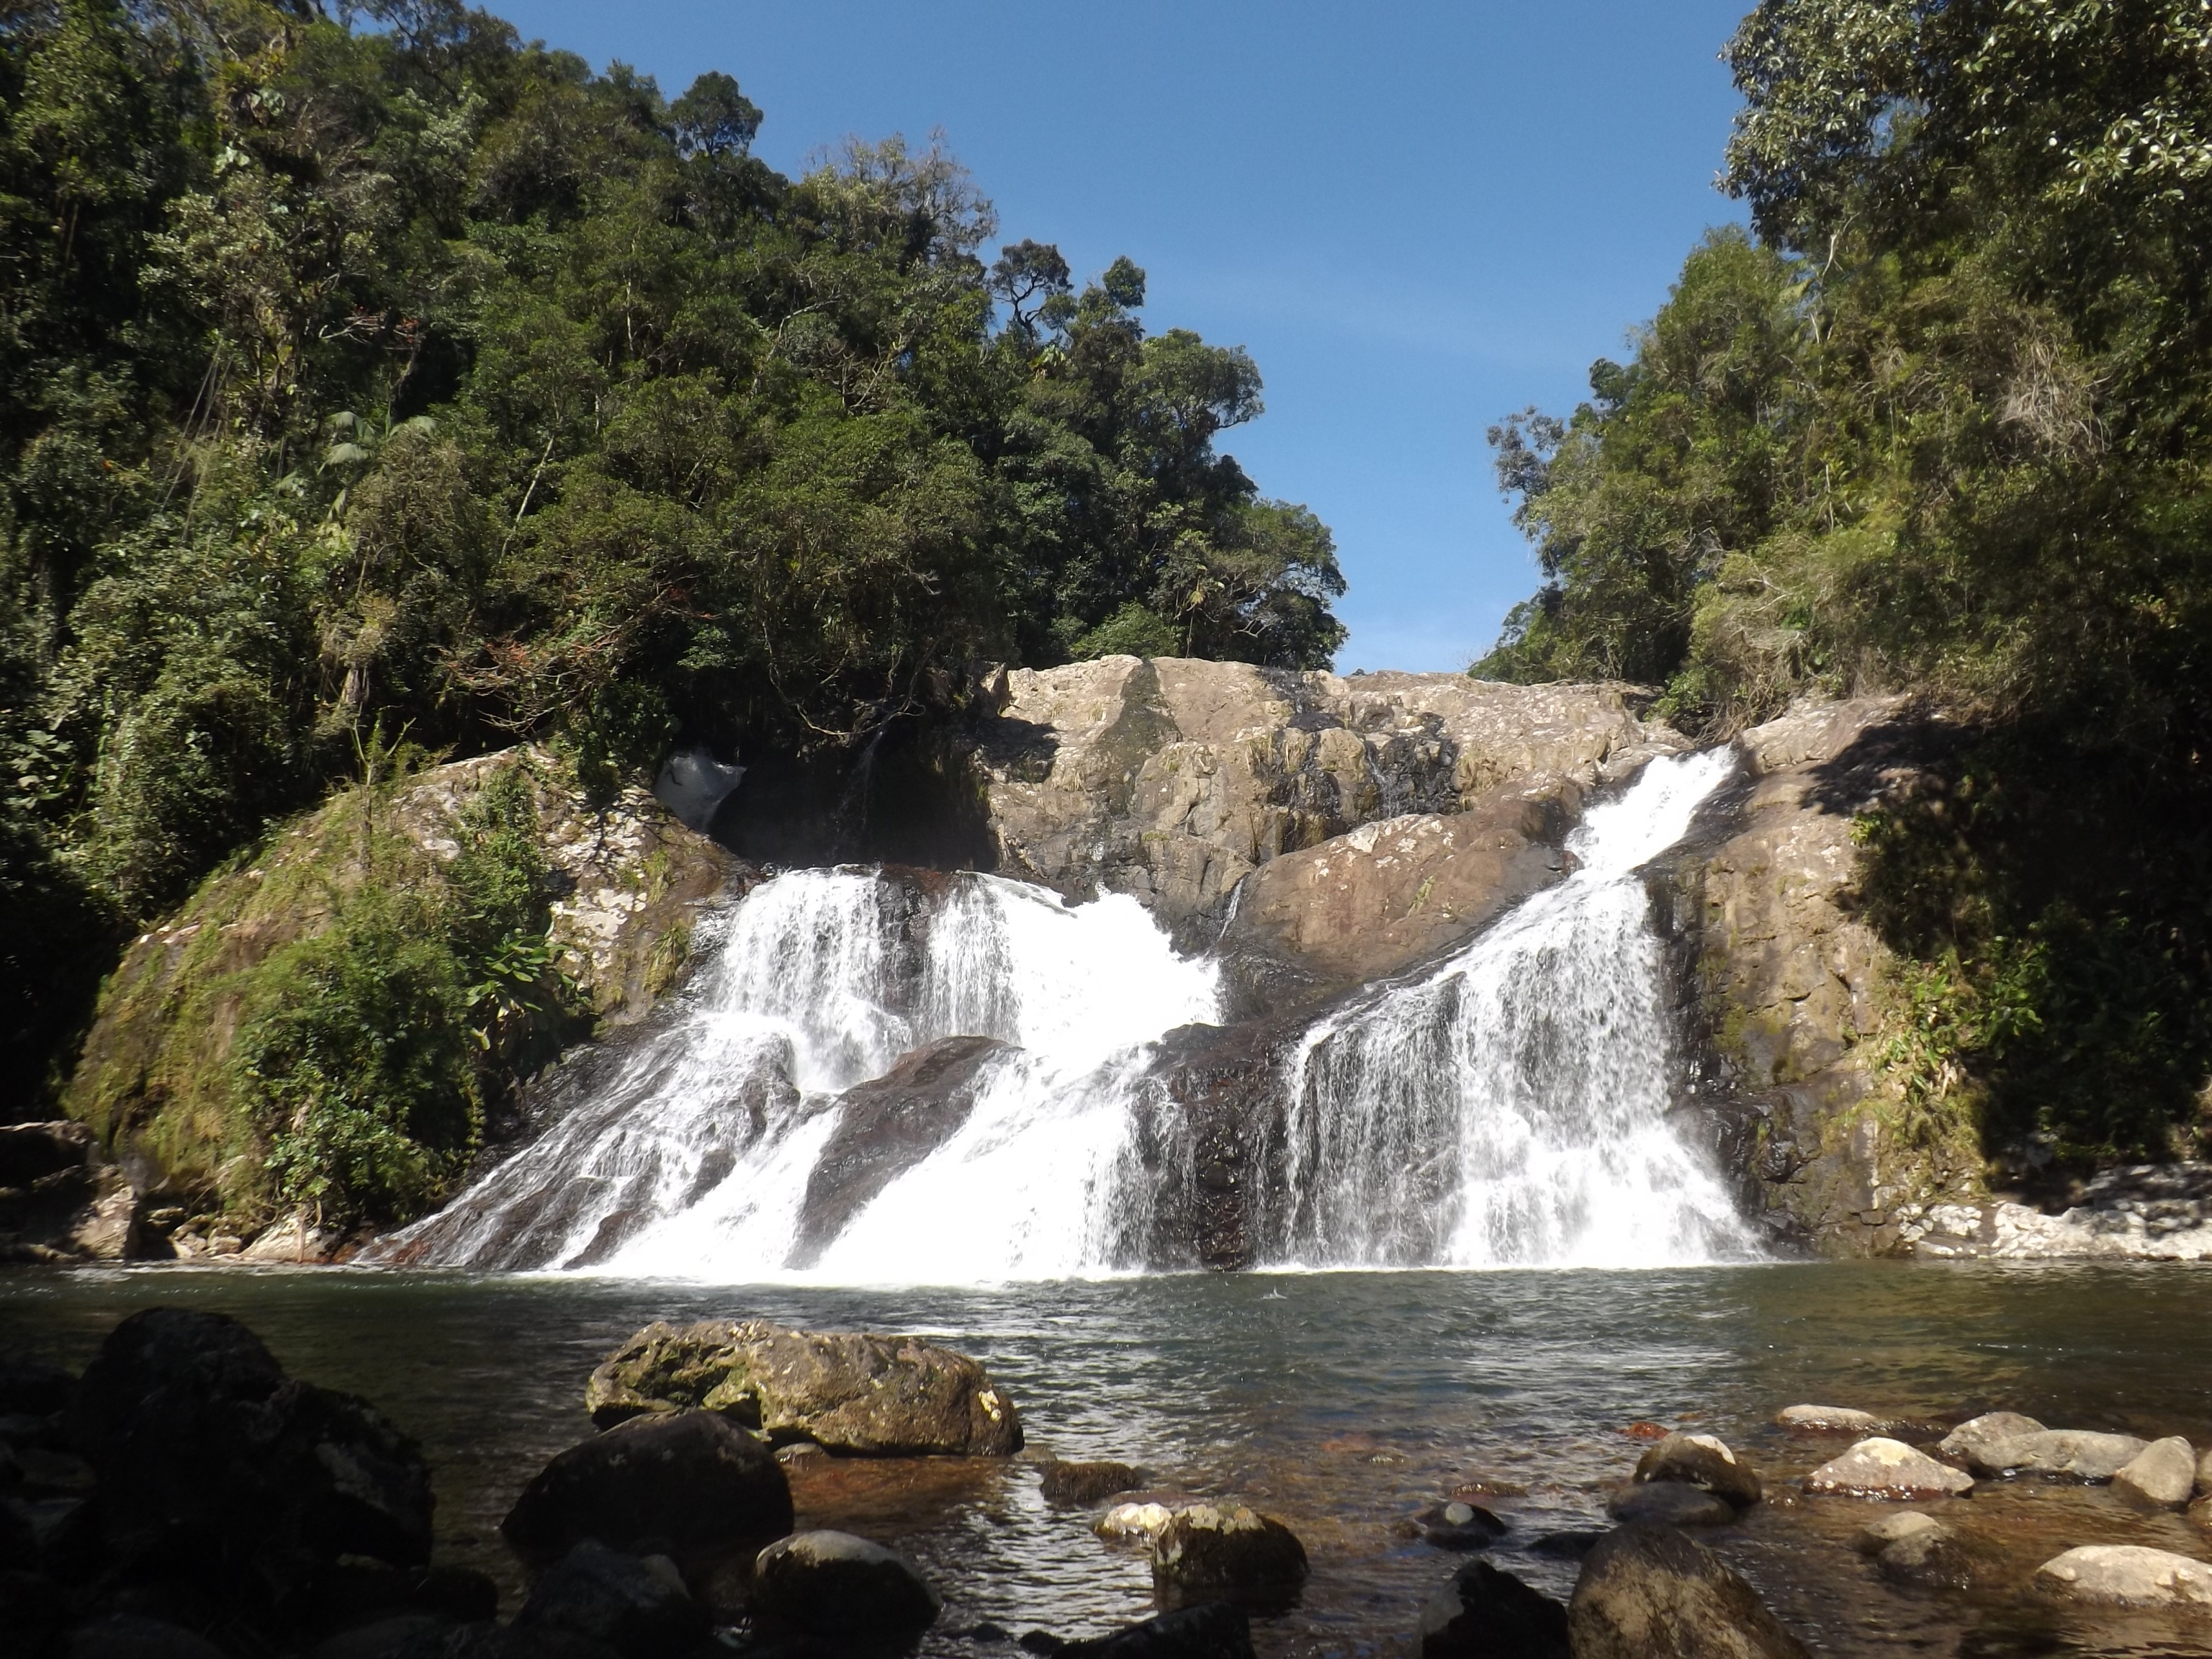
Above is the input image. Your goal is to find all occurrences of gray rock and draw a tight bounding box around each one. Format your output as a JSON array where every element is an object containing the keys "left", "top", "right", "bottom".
[
  {"left": 1058, "top": 1602, "right": 1256, "bottom": 1658},
  {"left": 2034, "top": 1545, "right": 2212, "bottom": 1608},
  {"left": 1851, "top": 1511, "right": 1943, "bottom": 1555},
  {"left": 2113, "top": 1437, "right": 2198, "bottom": 1511},
  {"left": 1419, "top": 1499, "right": 1508, "bottom": 1549},
  {"left": 513, "top": 1540, "right": 707, "bottom": 1659},
  {"left": 1568, "top": 1524, "right": 1810, "bottom": 1659},
  {"left": 1804, "top": 1437, "right": 1973, "bottom": 1500},
  {"left": 1151, "top": 1504, "right": 1309, "bottom": 1612},
  {"left": 1419, "top": 1558, "right": 1570, "bottom": 1659},
  {"left": 1606, "top": 1483, "right": 1735, "bottom": 1527},
  {"left": 1938, "top": 1411, "right": 2044, "bottom": 1467},
  {"left": 1038, "top": 1460, "right": 1147, "bottom": 1507},
  {"left": 1632, "top": 1433, "right": 1763, "bottom": 1509},
  {"left": 1869, "top": 1519, "right": 1978, "bottom": 1589},
  {"left": 751, "top": 1530, "right": 940, "bottom": 1640},
  {"left": 500, "top": 1411, "right": 793, "bottom": 1578},
  {"left": 1967, "top": 1429, "right": 2147, "bottom": 1481},
  {"left": 1773, "top": 1405, "right": 1883, "bottom": 1434},
  {"left": 65, "top": 1616, "right": 230, "bottom": 1659}
]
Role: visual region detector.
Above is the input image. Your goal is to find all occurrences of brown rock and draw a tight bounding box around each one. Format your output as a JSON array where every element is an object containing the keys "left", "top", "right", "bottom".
[
  {"left": 1151, "top": 1503, "right": 1310, "bottom": 1612},
  {"left": 1634, "top": 1433, "right": 1763, "bottom": 1509},
  {"left": 1568, "top": 1524, "right": 1810, "bottom": 1659},
  {"left": 1038, "top": 1460, "right": 1146, "bottom": 1506}
]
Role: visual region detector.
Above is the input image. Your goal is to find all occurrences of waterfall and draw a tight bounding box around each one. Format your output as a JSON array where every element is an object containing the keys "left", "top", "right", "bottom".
[{"left": 377, "top": 749, "right": 1757, "bottom": 1280}]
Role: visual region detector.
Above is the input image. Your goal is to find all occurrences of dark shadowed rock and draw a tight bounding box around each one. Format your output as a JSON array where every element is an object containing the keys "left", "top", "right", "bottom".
[
  {"left": 1419, "top": 1558, "right": 1570, "bottom": 1659},
  {"left": 2, "top": 1568, "right": 70, "bottom": 1653},
  {"left": 1633, "top": 1434, "right": 1762, "bottom": 1509},
  {"left": 585, "top": 1318, "right": 1022, "bottom": 1455},
  {"left": 789, "top": 1037, "right": 1009, "bottom": 1266},
  {"left": 1568, "top": 1524, "right": 1811, "bottom": 1659},
  {"left": 751, "top": 1530, "right": 940, "bottom": 1640},
  {"left": 64, "top": 1615, "right": 230, "bottom": 1659},
  {"left": 501, "top": 1411, "right": 791, "bottom": 1577},
  {"left": 0, "top": 1356, "right": 76, "bottom": 1418},
  {"left": 1152, "top": 1505, "right": 1308, "bottom": 1613},
  {"left": 1039, "top": 1460, "right": 1147, "bottom": 1506},
  {"left": 1527, "top": 1532, "right": 1604, "bottom": 1562},
  {"left": 1056, "top": 1602, "right": 1255, "bottom": 1658},
  {"left": 1418, "top": 1500, "right": 1508, "bottom": 1549},
  {"left": 513, "top": 1540, "right": 709, "bottom": 1659},
  {"left": 1606, "top": 1483, "right": 1735, "bottom": 1527}
]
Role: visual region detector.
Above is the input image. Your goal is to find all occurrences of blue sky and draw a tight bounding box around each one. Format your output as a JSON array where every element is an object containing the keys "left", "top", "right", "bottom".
[{"left": 485, "top": 1, "right": 1754, "bottom": 671}]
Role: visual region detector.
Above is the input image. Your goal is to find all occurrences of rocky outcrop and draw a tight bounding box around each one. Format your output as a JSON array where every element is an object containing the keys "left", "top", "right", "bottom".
[
  {"left": 0, "top": 1121, "right": 136, "bottom": 1262},
  {"left": 584, "top": 1318, "right": 1023, "bottom": 1455},
  {"left": 1906, "top": 1164, "right": 2212, "bottom": 1260}
]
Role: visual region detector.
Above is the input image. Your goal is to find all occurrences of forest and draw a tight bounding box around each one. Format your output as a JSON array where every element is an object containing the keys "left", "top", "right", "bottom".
[
  {"left": 0, "top": 0, "right": 1346, "bottom": 1136},
  {"left": 1480, "top": 0, "right": 2212, "bottom": 1166}
]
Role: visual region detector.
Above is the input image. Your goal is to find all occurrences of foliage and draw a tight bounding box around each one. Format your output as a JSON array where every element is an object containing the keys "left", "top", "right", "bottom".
[
  {"left": 1480, "top": 0, "right": 2212, "bottom": 1160},
  {"left": 0, "top": 0, "right": 1344, "bottom": 1118}
]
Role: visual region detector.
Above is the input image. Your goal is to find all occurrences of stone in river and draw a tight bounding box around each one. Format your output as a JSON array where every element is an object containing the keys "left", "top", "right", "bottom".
[
  {"left": 1775, "top": 1405, "right": 1884, "bottom": 1434},
  {"left": 1418, "top": 1558, "right": 1570, "bottom": 1659},
  {"left": 2033, "top": 1545, "right": 2212, "bottom": 1608},
  {"left": 1852, "top": 1511, "right": 1943, "bottom": 1555},
  {"left": 2198, "top": 1443, "right": 2212, "bottom": 1498},
  {"left": 500, "top": 1411, "right": 793, "bottom": 1578},
  {"left": 1606, "top": 1483, "right": 1735, "bottom": 1527},
  {"left": 1966, "top": 1429, "right": 2147, "bottom": 1481},
  {"left": 1039, "top": 1460, "right": 1147, "bottom": 1506},
  {"left": 751, "top": 1530, "right": 940, "bottom": 1640},
  {"left": 1938, "top": 1411, "right": 2044, "bottom": 1467},
  {"left": 1419, "top": 1499, "right": 1508, "bottom": 1549},
  {"left": 1098, "top": 1501, "right": 1179, "bottom": 1542},
  {"left": 1632, "top": 1432, "right": 1763, "bottom": 1509},
  {"left": 1568, "top": 1524, "right": 1811, "bottom": 1659},
  {"left": 1051, "top": 1601, "right": 1256, "bottom": 1658},
  {"left": 1151, "top": 1505, "right": 1310, "bottom": 1612},
  {"left": 1804, "top": 1438, "right": 1973, "bottom": 1500},
  {"left": 512, "top": 1540, "right": 709, "bottom": 1659},
  {"left": 1854, "top": 1516, "right": 1977, "bottom": 1589},
  {"left": 585, "top": 1317, "right": 1022, "bottom": 1455},
  {"left": 2113, "top": 1437, "right": 2198, "bottom": 1511}
]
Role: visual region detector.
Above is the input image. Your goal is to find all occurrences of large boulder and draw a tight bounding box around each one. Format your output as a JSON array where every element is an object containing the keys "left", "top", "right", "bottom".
[
  {"left": 511, "top": 1540, "right": 709, "bottom": 1659},
  {"left": 1802, "top": 1438, "right": 1973, "bottom": 1501},
  {"left": 1568, "top": 1525, "right": 1810, "bottom": 1659},
  {"left": 1963, "top": 1429, "right": 2147, "bottom": 1481},
  {"left": 1634, "top": 1434, "right": 1763, "bottom": 1509},
  {"left": 584, "top": 1318, "right": 1022, "bottom": 1455},
  {"left": 2113, "top": 1437, "right": 2198, "bottom": 1511},
  {"left": 2033, "top": 1545, "right": 2212, "bottom": 1608},
  {"left": 1151, "top": 1505, "right": 1309, "bottom": 1612},
  {"left": 1418, "top": 1558, "right": 1570, "bottom": 1659},
  {"left": 500, "top": 1411, "right": 792, "bottom": 1577},
  {"left": 750, "top": 1530, "right": 939, "bottom": 1641}
]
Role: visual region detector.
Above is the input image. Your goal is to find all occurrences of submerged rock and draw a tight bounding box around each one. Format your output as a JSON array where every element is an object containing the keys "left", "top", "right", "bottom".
[
  {"left": 1568, "top": 1524, "right": 1810, "bottom": 1659},
  {"left": 1151, "top": 1505, "right": 1309, "bottom": 1611},
  {"left": 1419, "top": 1558, "right": 1570, "bottom": 1659},
  {"left": 1804, "top": 1438, "right": 1972, "bottom": 1500},
  {"left": 2113, "top": 1437, "right": 2198, "bottom": 1511},
  {"left": 500, "top": 1411, "right": 792, "bottom": 1577},
  {"left": 585, "top": 1318, "right": 1022, "bottom": 1455},
  {"left": 751, "top": 1530, "right": 940, "bottom": 1640},
  {"left": 1964, "top": 1429, "right": 2147, "bottom": 1481},
  {"left": 1606, "top": 1483, "right": 1735, "bottom": 1527},
  {"left": 2033, "top": 1545, "right": 2212, "bottom": 1608},
  {"left": 1038, "top": 1460, "right": 1147, "bottom": 1507},
  {"left": 1633, "top": 1433, "right": 1763, "bottom": 1509},
  {"left": 1853, "top": 1514, "right": 1977, "bottom": 1588},
  {"left": 512, "top": 1541, "right": 708, "bottom": 1659},
  {"left": 1937, "top": 1412, "right": 2044, "bottom": 1467}
]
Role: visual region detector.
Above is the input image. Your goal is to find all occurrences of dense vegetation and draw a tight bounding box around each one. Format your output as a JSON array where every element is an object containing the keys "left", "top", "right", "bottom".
[
  {"left": 1480, "top": 0, "right": 2212, "bottom": 1166},
  {"left": 0, "top": 0, "right": 1346, "bottom": 1123}
]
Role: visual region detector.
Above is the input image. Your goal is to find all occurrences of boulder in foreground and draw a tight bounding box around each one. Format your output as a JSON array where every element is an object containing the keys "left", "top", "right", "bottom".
[
  {"left": 1568, "top": 1524, "right": 1810, "bottom": 1659},
  {"left": 1152, "top": 1505, "right": 1309, "bottom": 1612},
  {"left": 2034, "top": 1545, "right": 2212, "bottom": 1608},
  {"left": 750, "top": 1530, "right": 940, "bottom": 1640},
  {"left": 585, "top": 1318, "right": 1022, "bottom": 1455},
  {"left": 1803, "top": 1438, "right": 1972, "bottom": 1500},
  {"left": 512, "top": 1540, "right": 709, "bottom": 1659},
  {"left": 1419, "top": 1558, "right": 1570, "bottom": 1659}
]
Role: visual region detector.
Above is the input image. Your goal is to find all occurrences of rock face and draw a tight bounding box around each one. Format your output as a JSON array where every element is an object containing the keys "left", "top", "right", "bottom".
[
  {"left": 583, "top": 1318, "right": 1023, "bottom": 1455},
  {"left": 1151, "top": 1504, "right": 1310, "bottom": 1611},
  {"left": 2114, "top": 1437, "right": 2199, "bottom": 1511},
  {"left": 1802, "top": 1438, "right": 1973, "bottom": 1500},
  {"left": 750, "top": 1530, "right": 940, "bottom": 1640},
  {"left": 500, "top": 1411, "right": 793, "bottom": 1576},
  {"left": 2034, "top": 1545, "right": 2212, "bottom": 1608},
  {"left": 0, "top": 1121, "right": 138, "bottom": 1263},
  {"left": 1910, "top": 1164, "right": 2212, "bottom": 1262},
  {"left": 1419, "top": 1559, "right": 1570, "bottom": 1659},
  {"left": 1568, "top": 1524, "right": 1810, "bottom": 1659}
]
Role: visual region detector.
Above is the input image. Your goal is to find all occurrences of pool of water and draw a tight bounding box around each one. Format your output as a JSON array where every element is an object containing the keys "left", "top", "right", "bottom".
[{"left": 5, "top": 1261, "right": 2211, "bottom": 1657}]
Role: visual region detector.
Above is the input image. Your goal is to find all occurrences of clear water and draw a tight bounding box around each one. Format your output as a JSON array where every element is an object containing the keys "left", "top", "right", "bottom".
[{"left": 7, "top": 1262, "right": 2211, "bottom": 1658}]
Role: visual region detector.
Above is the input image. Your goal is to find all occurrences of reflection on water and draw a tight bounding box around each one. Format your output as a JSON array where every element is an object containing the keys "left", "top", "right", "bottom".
[{"left": 4, "top": 1262, "right": 2211, "bottom": 1657}]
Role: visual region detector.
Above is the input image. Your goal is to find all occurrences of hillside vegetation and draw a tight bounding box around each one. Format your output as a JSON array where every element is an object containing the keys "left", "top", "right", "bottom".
[
  {"left": 1480, "top": 0, "right": 2212, "bottom": 1169},
  {"left": 0, "top": 0, "right": 1346, "bottom": 1123}
]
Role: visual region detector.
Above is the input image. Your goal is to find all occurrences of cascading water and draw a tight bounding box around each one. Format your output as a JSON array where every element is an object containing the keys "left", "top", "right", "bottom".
[{"left": 379, "top": 747, "right": 1758, "bottom": 1280}]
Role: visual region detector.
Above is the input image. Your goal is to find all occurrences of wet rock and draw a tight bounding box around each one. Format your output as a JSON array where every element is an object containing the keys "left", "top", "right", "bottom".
[
  {"left": 1937, "top": 1411, "right": 2045, "bottom": 1467},
  {"left": 1803, "top": 1437, "right": 1972, "bottom": 1500},
  {"left": 585, "top": 1318, "right": 1022, "bottom": 1455},
  {"left": 1605, "top": 1483, "right": 1735, "bottom": 1527},
  {"left": 1419, "top": 1499, "right": 1508, "bottom": 1549},
  {"left": 63, "top": 1615, "right": 230, "bottom": 1659},
  {"left": 1054, "top": 1602, "right": 1256, "bottom": 1658},
  {"left": 1632, "top": 1433, "right": 1762, "bottom": 1509},
  {"left": 2033, "top": 1545, "right": 2212, "bottom": 1608},
  {"left": 1097, "top": 1501, "right": 1179, "bottom": 1542},
  {"left": 1773, "top": 1405, "right": 1884, "bottom": 1434},
  {"left": 2192, "top": 1495, "right": 2212, "bottom": 1531},
  {"left": 1418, "top": 1558, "right": 1570, "bottom": 1659},
  {"left": 1966, "top": 1429, "right": 2147, "bottom": 1481},
  {"left": 1568, "top": 1524, "right": 1809, "bottom": 1659},
  {"left": 1527, "top": 1532, "right": 1604, "bottom": 1562},
  {"left": 1855, "top": 1515, "right": 1977, "bottom": 1588},
  {"left": 513, "top": 1540, "right": 709, "bottom": 1659},
  {"left": 1038, "top": 1460, "right": 1147, "bottom": 1506},
  {"left": 500, "top": 1411, "right": 793, "bottom": 1578},
  {"left": 1151, "top": 1505, "right": 1309, "bottom": 1612},
  {"left": 751, "top": 1530, "right": 940, "bottom": 1640},
  {"left": 1851, "top": 1511, "right": 1943, "bottom": 1555},
  {"left": 2113, "top": 1437, "right": 2198, "bottom": 1511},
  {"left": 0, "top": 1355, "right": 76, "bottom": 1417}
]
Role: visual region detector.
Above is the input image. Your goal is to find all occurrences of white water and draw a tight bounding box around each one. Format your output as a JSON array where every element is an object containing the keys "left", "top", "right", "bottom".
[{"left": 381, "top": 749, "right": 1757, "bottom": 1280}]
